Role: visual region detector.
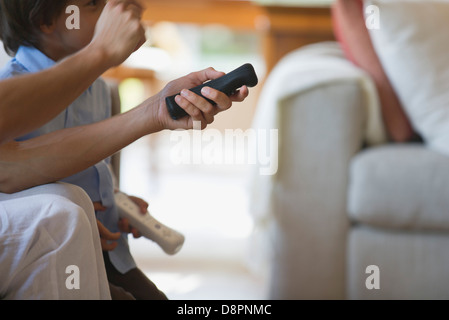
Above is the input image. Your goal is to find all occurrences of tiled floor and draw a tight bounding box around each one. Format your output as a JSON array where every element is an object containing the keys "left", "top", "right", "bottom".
[
  {"left": 119, "top": 133, "right": 269, "bottom": 300},
  {"left": 130, "top": 246, "right": 268, "bottom": 300}
]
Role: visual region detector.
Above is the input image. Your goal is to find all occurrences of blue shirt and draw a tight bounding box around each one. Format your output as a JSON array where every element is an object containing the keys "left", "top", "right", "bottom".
[{"left": 0, "top": 46, "right": 136, "bottom": 274}]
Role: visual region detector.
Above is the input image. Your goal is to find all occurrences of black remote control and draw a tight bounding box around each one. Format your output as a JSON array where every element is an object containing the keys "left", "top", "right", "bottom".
[{"left": 165, "top": 63, "right": 258, "bottom": 120}]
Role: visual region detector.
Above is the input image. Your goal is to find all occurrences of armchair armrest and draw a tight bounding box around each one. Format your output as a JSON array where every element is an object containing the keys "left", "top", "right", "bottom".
[{"left": 249, "top": 42, "right": 384, "bottom": 299}]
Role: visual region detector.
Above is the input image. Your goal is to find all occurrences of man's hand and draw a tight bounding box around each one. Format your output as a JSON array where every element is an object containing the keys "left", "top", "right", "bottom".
[
  {"left": 90, "top": 0, "right": 146, "bottom": 68},
  {"left": 155, "top": 67, "right": 249, "bottom": 131}
]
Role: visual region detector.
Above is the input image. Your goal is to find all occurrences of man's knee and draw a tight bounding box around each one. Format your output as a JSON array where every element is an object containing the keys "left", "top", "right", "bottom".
[
  {"left": 33, "top": 182, "right": 94, "bottom": 215},
  {"left": 0, "top": 192, "right": 98, "bottom": 299},
  {"left": 0, "top": 182, "right": 92, "bottom": 208},
  {"left": 0, "top": 182, "right": 96, "bottom": 227}
]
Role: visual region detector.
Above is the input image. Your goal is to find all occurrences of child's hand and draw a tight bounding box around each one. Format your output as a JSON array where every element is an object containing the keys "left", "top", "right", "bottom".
[
  {"left": 118, "top": 195, "right": 149, "bottom": 238},
  {"left": 156, "top": 67, "right": 249, "bottom": 131},
  {"left": 97, "top": 219, "right": 121, "bottom": 251},
  {"left": 94, "top": 202, "right": 120, "bottom": 250}
]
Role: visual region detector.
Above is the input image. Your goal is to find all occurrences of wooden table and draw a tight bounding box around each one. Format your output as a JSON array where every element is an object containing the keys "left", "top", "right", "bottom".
[
  {"left": 104, "top": 0, "right": 335, "bottom": 81},
  {"left": 141, "top": 0, "right": 335, "bottom": 72}
]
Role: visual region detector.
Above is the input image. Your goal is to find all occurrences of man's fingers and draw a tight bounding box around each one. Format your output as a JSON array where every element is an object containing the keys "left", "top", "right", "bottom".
[
  {"left": 201, "top": 87, "right": 231, "bottom": 112},
  {"left": 230, "top": 85, "right": 249, "bottom": 102},
  {"left": 132, "top": 24, "right": 147, "bottom": 53},
  {"left": 126, "top": 4, "right": 143, "bottom": 19},
  {"left": 174, "top": 92, "right": 208, "bottom": 125},
  {"left": 121, "top": 1, "right": 146, "bottom": 51},
  {"left": 109, "top": 0, "right": 144, "bottom": 8},
  {"left": 192, "top": 67, "right": 225, "bottom": 84},
  {"left": 109, "top": 0, "right": 144, "bottom": 17}
]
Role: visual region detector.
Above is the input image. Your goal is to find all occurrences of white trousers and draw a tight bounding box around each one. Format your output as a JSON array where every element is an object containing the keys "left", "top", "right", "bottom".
[{"left": 0, "top": 182, "right": 111, "bottom": 300}]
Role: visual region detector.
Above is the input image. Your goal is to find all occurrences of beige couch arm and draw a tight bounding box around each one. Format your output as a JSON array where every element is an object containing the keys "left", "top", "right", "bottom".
[{"left": 249, "top": 43, "right": 380, "bottom": 299}]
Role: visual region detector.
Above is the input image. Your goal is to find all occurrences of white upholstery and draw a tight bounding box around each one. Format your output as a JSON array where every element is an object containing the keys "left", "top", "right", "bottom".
[
  {"left": 367, "top": 0, "right": 449, "bottom": 156},
  {"left": 250, "top": 41, "right": 449, "bottom": 299},
  {"left": 348, "top": 144, "right": 449, "bottom": 230},
  {"left": 0, "top": 183, "right": 111, "bottom": 299}
]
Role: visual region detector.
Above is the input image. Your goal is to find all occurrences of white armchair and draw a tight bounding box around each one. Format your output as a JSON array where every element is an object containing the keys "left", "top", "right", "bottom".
[{"left": 250, "top": 41, "right": 449, "bottom": 300}]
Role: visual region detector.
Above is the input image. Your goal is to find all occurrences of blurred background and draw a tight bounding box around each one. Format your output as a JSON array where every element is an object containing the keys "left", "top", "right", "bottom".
[
  {"left": 102, "top": 0, "right": 335, "bottom": 300},
  {"left": 0, "top": 0, "right": 335, "bottom": 300},
  {"left": 4, "top": 0, "right": 448, "bottom": 301}
]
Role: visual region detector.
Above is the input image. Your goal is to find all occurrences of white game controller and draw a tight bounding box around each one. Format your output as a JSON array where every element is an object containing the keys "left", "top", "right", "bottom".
[{"left": 115, "top": 192, "right": 185, "bottom": 255}]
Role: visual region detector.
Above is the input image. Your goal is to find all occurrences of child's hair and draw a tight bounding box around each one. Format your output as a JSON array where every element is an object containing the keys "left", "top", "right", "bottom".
[{"left": 0, "top": 0, "right": 69, "bottom": 55}]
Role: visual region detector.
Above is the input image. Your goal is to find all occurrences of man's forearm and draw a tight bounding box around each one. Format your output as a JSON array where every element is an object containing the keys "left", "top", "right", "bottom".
[
  {"left": 0, "top": 0, "right": 145, "bottom": 144},
  {"left": 0, "top": 100, "right": 160, "bottom": 194},
  {"left": 0, "top": 47, "right": 109, "bottom": 144},
  {"left": 0, "top": 65, "right": 247, "bottom": 194}
]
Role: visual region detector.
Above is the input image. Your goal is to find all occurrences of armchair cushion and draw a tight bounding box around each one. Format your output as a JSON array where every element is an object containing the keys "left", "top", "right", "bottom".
[
  {"left": 348, "top": 144, "right": 449, "bottom": 230},
  {"left": 367, "top": 0, "right": 449, "bottom": 156}
]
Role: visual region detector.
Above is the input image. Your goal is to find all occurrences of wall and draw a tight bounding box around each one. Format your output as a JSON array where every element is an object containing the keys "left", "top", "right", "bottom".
[{"left": 0, "top": 42, "right": 10, "bottom": 68}]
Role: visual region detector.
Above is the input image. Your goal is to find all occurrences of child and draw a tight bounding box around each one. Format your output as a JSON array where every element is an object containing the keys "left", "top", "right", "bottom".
[{"left": 0, "top": 0, "right": 164, "bottom": 300}]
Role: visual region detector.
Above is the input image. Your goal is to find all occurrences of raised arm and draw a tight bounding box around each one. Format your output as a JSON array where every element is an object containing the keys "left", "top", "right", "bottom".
[{"left": 0, "top": 0, "right": 145, "bottom": 144}]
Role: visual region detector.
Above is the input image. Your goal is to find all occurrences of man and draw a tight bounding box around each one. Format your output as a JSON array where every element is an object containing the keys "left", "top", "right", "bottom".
[{"left": 0, "top": 0, "right": 248, "bottom": 299}]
